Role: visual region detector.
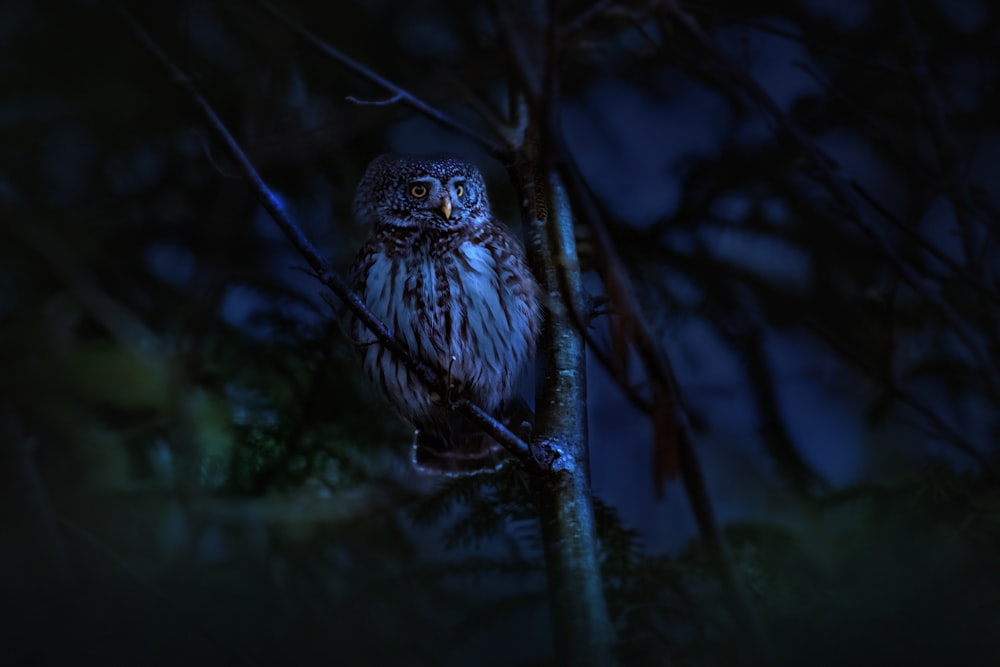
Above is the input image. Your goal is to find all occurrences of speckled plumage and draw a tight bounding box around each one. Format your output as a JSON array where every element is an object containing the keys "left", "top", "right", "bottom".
[{"left": 349, "top": 154, "right": 541, "bottom": 473}]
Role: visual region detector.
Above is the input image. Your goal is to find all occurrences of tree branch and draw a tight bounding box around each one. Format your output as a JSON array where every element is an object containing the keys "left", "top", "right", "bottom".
[
  {"left": 115, "top": 3, "right": 534, "bottom": 466},
  {"left": 551, "top": 137, "right": 776, "bottom": 666},
  {"left": 804, "top": 318, "right": 997, "bottom": 474},
  {"left": 526, "top": 167, "right": 618, "bottom": 667},
  {"left": 900, "top": 1, "right": 985, "bottom": 276},
  {"left": 490, "top": 4, "right": 619, "bottom": 663},
  {"left": 256, "top": 0, "right": 507, "bottom": 158},
  {"left": 659, "top": 0, "right": 1000, "bottom": 405}
]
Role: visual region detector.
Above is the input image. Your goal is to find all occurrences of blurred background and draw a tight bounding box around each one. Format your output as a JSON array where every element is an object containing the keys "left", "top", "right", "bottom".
[{"left": 2, "top": 1, "right": 998, "bottom": 665}]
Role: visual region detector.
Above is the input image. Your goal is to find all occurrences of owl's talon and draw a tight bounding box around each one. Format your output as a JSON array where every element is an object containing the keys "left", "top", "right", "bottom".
[{"left": 443, "top": 355, "right": 464, "bottom": 403}]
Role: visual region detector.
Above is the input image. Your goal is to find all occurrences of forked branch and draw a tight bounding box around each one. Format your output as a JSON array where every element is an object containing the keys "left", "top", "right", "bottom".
[{"left": 257, "top": 0, "right": 507, "bottom": 158}]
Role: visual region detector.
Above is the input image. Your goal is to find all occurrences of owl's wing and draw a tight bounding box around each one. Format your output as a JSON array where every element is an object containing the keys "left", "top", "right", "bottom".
[
  {"left": 339, "top": 235, "right": 383, "bottom": 345},
  {"left": 483, "top": 217, "right": 543, "bottom": 331}
]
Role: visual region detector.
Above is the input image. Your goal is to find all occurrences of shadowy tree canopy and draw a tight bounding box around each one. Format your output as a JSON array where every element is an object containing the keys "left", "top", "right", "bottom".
[{"left": 3, "top": 1, "right": 999, "bottom": 665}]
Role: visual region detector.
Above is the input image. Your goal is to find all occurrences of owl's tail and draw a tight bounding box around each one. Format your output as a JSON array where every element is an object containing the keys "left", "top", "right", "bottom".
[{"left": 412, "top": 398, "right": 533, "bottom": 475}]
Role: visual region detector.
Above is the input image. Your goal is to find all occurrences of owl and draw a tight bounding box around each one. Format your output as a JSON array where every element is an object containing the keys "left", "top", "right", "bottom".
[{"left": 349, "top": 153, "right": 542, "bottom": 474}]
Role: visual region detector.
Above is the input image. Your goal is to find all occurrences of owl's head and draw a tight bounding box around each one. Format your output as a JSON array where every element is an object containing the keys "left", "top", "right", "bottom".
[{"left": 353, "top": 153, "right": 491, "bottom": 231}]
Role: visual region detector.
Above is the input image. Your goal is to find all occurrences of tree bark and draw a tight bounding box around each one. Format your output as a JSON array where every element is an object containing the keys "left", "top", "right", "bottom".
[{"left": 526, "top": 169, "right": 617, "bottom": 666}]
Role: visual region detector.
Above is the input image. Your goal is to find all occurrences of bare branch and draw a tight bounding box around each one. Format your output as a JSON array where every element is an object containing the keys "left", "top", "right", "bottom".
[
  {"left": 848, "top": 177, "right": 996, "bottom": 300},
  {"left": 684, "top": 4, "right": 909, "bottom": 75},
  {"left": 256, "top": 0, "right": 506, "bottom": 158},
  {"left": 486, "top": 8, "right": 619, "bottom": 660},
  {"left": 493, "top": 2, "right": 543, "bottom": 103},
  {"left": 551, "top": 136, "right": 777, "bottom": 667},
  {"left": 804, "top": 318, "right": 996, "bottom": 474},
  {"left": 559, "top": 0, "right": 618, "bottom": 40},
  {"left": 791, "top": 59, "right": 999, "bottom": 306},
  {"left": 345, "top": 92, "right": 405, "bottom": 106},
  {"left": 900, "top": 2, "right": 986, "bottom": 276},
  {"left": 525, "top": 165, "right": 618, "bottom": 667},
  {"left": 659, "top": 0, "right": 1000, "bottom": 405},
  {"left": 196, "top": 130, "right": 242, "bottom": 179},
  {"left": 115, "top": 3, "right": 534, "bottom": 466}
]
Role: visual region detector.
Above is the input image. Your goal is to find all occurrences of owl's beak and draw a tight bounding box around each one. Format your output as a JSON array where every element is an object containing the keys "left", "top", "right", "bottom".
[{"left": 439, "top": 196, "right": 453, "bottom": 220}]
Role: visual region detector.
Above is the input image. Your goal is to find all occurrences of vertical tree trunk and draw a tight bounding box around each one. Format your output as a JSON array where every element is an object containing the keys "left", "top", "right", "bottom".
[{"left": 525, "top": 168, "right": 617, "bottom": 666}]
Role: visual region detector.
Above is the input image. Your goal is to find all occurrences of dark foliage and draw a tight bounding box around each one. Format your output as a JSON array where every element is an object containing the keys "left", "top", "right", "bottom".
[{"left": 3, "top": 1, "right": 999, "bottom": 665}]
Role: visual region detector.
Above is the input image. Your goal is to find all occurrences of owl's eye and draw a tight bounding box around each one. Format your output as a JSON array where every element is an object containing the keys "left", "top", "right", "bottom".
[
  {"left": 409, "top": 183, "right": 428, "bottom": 198},
  {"left": 455, "top": 183, "right": 465, "bottom": 198}
]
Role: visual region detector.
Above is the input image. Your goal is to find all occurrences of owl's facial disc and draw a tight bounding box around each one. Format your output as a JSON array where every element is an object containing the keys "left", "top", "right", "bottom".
[
  {"left": 419, "top": 181, "right": 463, "bottom": 226},
  {"left": 380, "top": 168, "right": 479, "bottom": 231},
  {"left": 435, "top": 177, "right": 470, "bottom": 222},
  {"left": 401, "top": 178, "right": 453, "bottom": 226}
]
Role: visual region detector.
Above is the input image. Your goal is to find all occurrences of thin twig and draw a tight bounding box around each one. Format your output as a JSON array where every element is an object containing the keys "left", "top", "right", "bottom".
[
  {"left": 900, "top": 1, "right": 985, "bottom": 276},
  {"left": 256, "top": 0, "right": 506, "bottom": 158},
  {"left": 659, "top": 0, "right": 1000, "bottom": 405},
  {"left": 345, "top": 92, "right": 404, "bottom": 106},
  {"left": 788, "top": 57, "right": 999, "bottom": 307},
  {"left": 791, "top": 58, "right": 998, "bottom": 307},
  {"left": 847, "top": 177, "right": 998, "bottom": 305},
  {"left": 559, "top": 0, "right": 618, "bottom": 39},
  {"left": 115, "top": 3, "right": 534, "bottom": 465},
  {"left": 493, "top": 1, "right": 543, "bottom": 103},
  {"left": 682, "top": 4, "right": 909, "bottom": 75},
  {"left": 585, "top": 323, "right": 655, "bottom": 414},
  {"left": 197, "top": 130, "right": 242, "bottom": 179},
  {"left": 804, "top": 318, "right": 995, "bottom": 473}
]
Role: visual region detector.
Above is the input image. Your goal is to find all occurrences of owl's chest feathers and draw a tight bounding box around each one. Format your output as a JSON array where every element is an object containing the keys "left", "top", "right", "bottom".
[
  {"left": 403, "top": 241, "right": 500, "bottom": 322},
  {"left": 376, "top": 227, "right": 495, "bottom": 297},
  {"left": 365, "top": 231, "right": 516, "bottom": 373}
]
